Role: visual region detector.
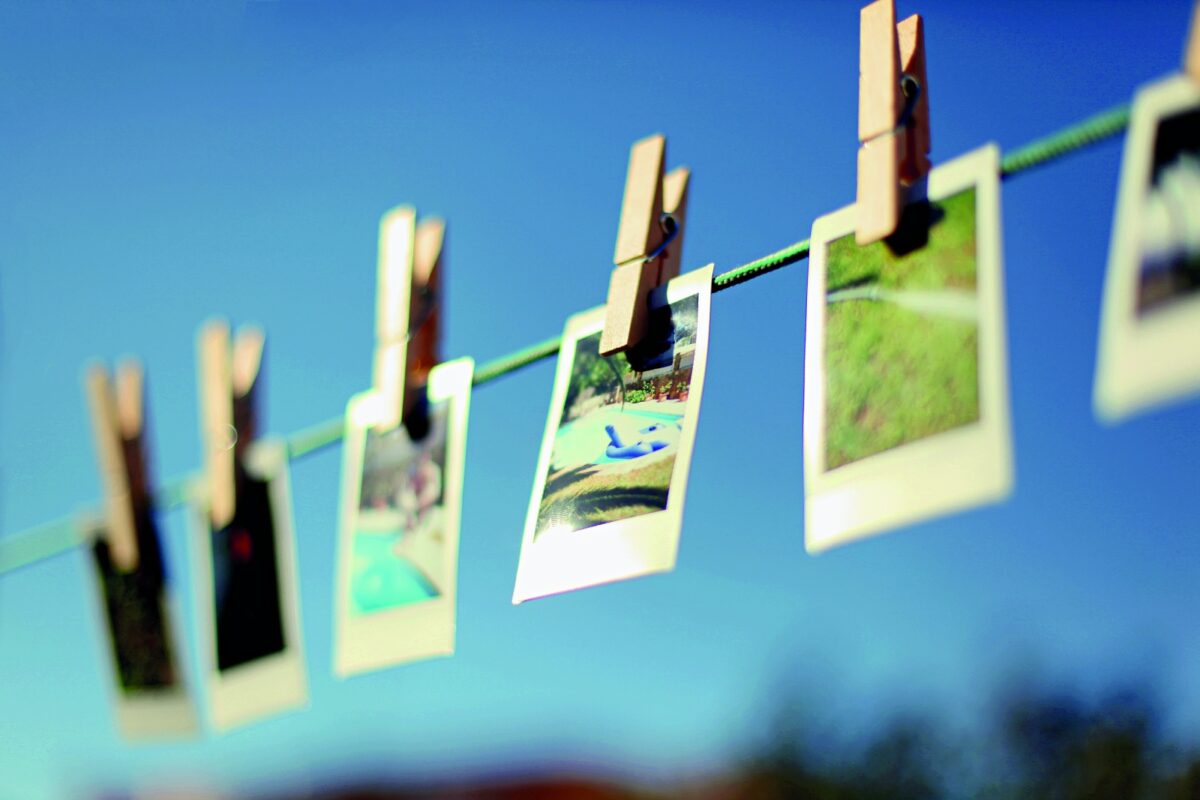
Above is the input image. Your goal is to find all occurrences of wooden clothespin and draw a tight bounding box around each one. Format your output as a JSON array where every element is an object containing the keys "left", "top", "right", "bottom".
[
  {"left": 856, "top": 0, "right": 931, "bottom": 245},
  {"left": 1187, "top": 0, "right": 1200, "bottom": 82},
  {"left": 84, "top": 360, "right": 150, "bottom": 572},
  {"left": 599, "top": 134, "right": 690, "bottom": 356},
  {"left": 198, "top": 320, "right": 265, "bottom": 529},
  {"left": 372, "top": 206, "right": 444, "bottom": 432}
]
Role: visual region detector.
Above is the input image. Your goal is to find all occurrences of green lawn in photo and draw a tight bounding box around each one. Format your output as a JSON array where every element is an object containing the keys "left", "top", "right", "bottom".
[
  {"left": 537, "top": 455, "right": 674, "bottom": 535},
  {"left": 824, "top": 188, "right": 980, "bottom": 471}
]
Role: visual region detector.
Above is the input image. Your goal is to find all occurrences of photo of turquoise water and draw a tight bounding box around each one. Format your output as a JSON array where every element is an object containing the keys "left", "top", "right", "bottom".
[
  {"left": 349, "top": 529, "right": 440, "bottom": 614},
  {"left": 348, "top": 403, "right": 448, "bottom": 616}
]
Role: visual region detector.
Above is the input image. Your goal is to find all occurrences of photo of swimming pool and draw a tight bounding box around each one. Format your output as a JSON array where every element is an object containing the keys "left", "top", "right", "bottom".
[
  {"left": 551, "top": 406, "right": 684, "bottom": 468},
  {"left": 349, "top": 528, "right": 440, "bottom": 615},
  {"left": 348, "top": 404, "right": 448, "bottom": 616},
  {"left": 534, "top": 294, "right": 699, "bottom": 538},
  {"left": 513, "top": 265, "right": 712, "bottom": 603},
  {"left": 335, "top": 358, "right": 475, "bottom": 675}
]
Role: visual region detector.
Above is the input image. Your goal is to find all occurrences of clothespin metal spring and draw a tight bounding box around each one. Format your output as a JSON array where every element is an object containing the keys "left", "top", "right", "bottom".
[{"left": 861, "top": 75, "right": 923, "bottom": 147}]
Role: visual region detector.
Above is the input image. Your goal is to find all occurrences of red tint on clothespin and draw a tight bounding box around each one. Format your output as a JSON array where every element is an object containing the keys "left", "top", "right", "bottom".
[
  {"left": 600, "top": 133, "right": 690, "bottom": 356},
  {"left": 1186, "top": 0, "right": 1200, "bottom": 82},
  {"left": 407, "top": 217, "right": 443, "bottom": 418},
  {"left": 372, "top": 206, "right": 444, "bottom": 432},
  {"left": 856, "top": 0, "right": 931, "bottom": 245},
  {"left": 84, "top": 359, "right": 150, "bottom": 572},
  {"left": 198, "top": 320, "right": 265, "bottom": 529},
  {"left": 897, "top": 14, "right": 931, "bottom": 183}
]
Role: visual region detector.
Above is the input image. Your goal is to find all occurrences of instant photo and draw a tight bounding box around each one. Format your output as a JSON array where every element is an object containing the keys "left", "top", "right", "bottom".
[
  {"left": 334, "top": 357, "right": 474, "bottom": 677},
  {"left": 513, "top": 264, "right": 712, "bottom": 603},
  {"left": 191, "top": 438, "right": 307, "bottom": 731},
  {"left": 804, "top": 145, "right": 1012, "bottom": 551},
  {"left": 1095, "top": 75, "right": 1200, "bottom": 421},
  {"left": 84, "top": 512, "right": 197, "bottom": 740}
]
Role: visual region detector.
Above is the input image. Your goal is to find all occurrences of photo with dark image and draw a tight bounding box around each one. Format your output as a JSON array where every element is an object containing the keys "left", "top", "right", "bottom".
[
  {"left": 824, "top": 189, "right": 980, "bottom": 470},
  {"left": 534, "top": 294, "right": 698, "bottom": 537},
  {"left": 350, "top": 403, "right": 449, "bottom": 615},
  {"left": 211, "top": 470, "right": 285, "bottom": 671},
  {"left": 91, "top": 509, "right": 178, "bottom": 691},
  {"left": 1136, "top": 106, "right": 1200, "bottom": 314}
]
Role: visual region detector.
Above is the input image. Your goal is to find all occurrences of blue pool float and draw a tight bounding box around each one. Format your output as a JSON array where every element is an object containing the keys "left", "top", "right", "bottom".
[{"left": 605, "top": 424, "right": 670, "bottom": 459}]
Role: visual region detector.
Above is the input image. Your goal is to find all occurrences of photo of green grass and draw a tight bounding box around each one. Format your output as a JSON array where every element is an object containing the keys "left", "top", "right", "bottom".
[
  {"left": 824, "top": 188, "right": 980, "bottom": 471},
  {"left": 535, "top": 295, "right": 698, "bottom": 538}
]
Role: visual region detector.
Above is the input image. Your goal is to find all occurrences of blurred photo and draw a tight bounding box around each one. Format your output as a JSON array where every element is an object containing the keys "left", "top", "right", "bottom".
[
  {"left": 351, "top": 402, "right": 449, "bottom": 613},
  {"left": 87, "top": 510, "right": 197, "bottom": 740},
  {"left": 210, "top": 470, "right": 286, "bottom": 671},
  {"left": 91, "top": 514, "right": 177, "bottom": 691},
  {"left": 1136, "top": 106, "right": 1200, "bottom": 314},
  {"left": 334, "top": 358, "right": 474, "bottom": 677},
  {"left": 192, "top": 439, "right": 307, "bottom": 731},
  {"left": 1095, "top": 75, "right": 1200, "bottom": 421}
]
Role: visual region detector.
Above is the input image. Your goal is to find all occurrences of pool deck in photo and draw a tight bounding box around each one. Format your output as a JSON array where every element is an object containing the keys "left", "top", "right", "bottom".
[{"left": 536, "top": 398, "right": 688, "bottom": 535}]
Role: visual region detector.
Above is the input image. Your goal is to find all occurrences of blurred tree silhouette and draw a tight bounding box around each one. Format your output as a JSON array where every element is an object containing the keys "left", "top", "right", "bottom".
[
  {"left": 719, "top": 678, "right": 1199, "bottom": 800},
  {"left": 1001, "top": 687, "right": 1152, "bottom": 799},
  {"left": 116, "top": 674, "right": 1200, "bottom": 799}
]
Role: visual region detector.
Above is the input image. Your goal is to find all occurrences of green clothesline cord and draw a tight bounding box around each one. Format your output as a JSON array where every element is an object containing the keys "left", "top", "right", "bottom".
[
  {"left": 0, "top": 102, "right": 1132, "bottom": 577},
  {"left": 1000, "top": 103, "right": 1131, "bottom": 177}
]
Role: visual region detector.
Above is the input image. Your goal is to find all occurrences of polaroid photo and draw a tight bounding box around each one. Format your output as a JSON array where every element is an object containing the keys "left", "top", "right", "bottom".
[
  {"left": 1095, "top": 74, "right": 1200, "bottom": 422},
  {"left": 190, "top": 437, "right": 307, "bottom": 731},
  {"left": 804, "top": 144, "right": 1012, "bottom": 552},
  {"left": 83, "top": 513, "right": 198, "bottom": 740},
  {"left": 513, "top": 264, "right": 713, "bottom": 603},
  {"left": 333, "top": 357, "right": 474, "bottom": 677}
]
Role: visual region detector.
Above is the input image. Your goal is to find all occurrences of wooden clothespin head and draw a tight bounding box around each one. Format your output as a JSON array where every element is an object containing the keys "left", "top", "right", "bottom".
[
  {"left": 599, "top": 133, "right": 690, "bottom": 357},
  {"left": 1186, "top": 0, "right": 1200, "bottom": 83},
  {"left": 856, "top": 0, "right": 931, "bottom": 246},
  {"left": 84, "top": 359, "right": 150, "bottom": 572},
  {"left": 198, "top": 319, "right": 265, "bottom": 530},
  {"left": 372, "top": 205, "right": 444, "bottom": 436}
]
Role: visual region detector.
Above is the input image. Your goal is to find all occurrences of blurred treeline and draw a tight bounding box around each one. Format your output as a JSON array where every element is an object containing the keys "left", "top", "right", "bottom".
[
  {"left": 729, "top": 681, "right": 1200, "bottom": 800},
  {"left": 106, "top": 677, "right": 1200, "bottom": 799}
]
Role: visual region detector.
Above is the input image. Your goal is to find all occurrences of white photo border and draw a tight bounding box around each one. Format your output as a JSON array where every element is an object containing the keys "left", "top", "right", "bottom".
[
  {"left": 512, "top": 264, "right": 713, "bottom": 604},
  {"left": 1094, "top": 74, "right": 1200, "bottom": 422},
  {"left": 333, "top": 357, "right": 474, "bottom": 678},
  {"left": 190, "top": 438, "right": 308, "bottom": 732},
  {"left": 803, "top": 144, "right": 1012, "bottom": 552}
]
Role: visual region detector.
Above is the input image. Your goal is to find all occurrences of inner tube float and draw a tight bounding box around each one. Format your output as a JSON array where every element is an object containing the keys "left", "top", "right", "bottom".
[{"left": 605, "top": 423, "right": 671, "bottom": 459}]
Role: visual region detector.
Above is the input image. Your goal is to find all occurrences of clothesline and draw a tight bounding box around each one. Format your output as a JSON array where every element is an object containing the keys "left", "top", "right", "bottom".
[{"left": 0, "top": 101, "right": 1133, "bottom": 577}]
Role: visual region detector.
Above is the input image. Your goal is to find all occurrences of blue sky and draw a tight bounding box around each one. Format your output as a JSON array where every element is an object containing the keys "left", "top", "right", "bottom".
[{"left": 1, "top": 1, "right": 1198, "bottom": 797}]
